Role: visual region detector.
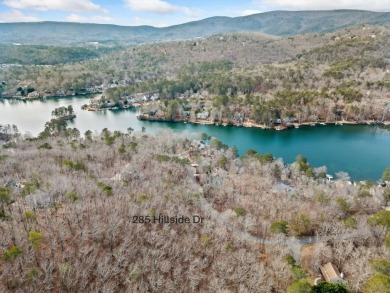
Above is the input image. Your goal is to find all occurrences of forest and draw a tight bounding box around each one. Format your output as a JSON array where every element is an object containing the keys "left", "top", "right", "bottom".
[
  {"left": 1, "top": 25, "right": 389, "bottom": 126},
  {"left": 1, "top": 19, "right": 390, "bottom": 293},
  {"left": 0, "top": 45, "right": 120, "bottom": 65},
  {"left": 0, "top": 117, "right": 389, "bottom": 292}
]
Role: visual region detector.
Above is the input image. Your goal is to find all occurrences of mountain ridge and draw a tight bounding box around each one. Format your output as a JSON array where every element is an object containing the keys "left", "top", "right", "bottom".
[{"left": 0, "top": 10, "right": 389, "bottom": 45}]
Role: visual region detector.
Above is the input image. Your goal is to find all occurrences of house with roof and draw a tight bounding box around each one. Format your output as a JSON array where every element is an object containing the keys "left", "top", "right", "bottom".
[
  {"left": 27, "top": 91, "right": 40, "bottom": 98},
  {"left": 272, "top": 183, "right": 295, "bottom": 196},
  {"left": 150, "top": 94, "right": 159, "bottom": 101},
  {"left": 320, "top": 262, "right": 343, "bottom": 283},
  {"left": 197, "top": 111, "right": 209, "bottom": 120}
]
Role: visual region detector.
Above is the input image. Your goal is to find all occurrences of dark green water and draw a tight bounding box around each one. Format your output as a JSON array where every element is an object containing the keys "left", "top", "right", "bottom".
[{"left": 1, "top": 95, "right": 390, "bottom": 180}]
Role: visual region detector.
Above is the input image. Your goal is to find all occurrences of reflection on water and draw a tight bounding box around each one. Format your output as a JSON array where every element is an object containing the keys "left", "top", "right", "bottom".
[{"left": 1, "top": 95, "right": 390, "bottom": 180}]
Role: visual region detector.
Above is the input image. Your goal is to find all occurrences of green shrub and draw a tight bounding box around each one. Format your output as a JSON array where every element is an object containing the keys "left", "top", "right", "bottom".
[
  {"left": 368, "top": 210, "right": 390, "bottom": 231},
  {"left": 129, "top": 267, "right": 142, "bottom": 283},
  {"left": 102, "top": 185, "right": 112, "bottom": 197},
  {"left": 59, "top": 262, "right": 72, "bottom": 280},
  {"left": 28, "top": 267, "right": 40, "bottom": 283},
  {"left": 217, "top": 156, "right": 228, "bottom": 169},
  {"left": 383, "top": 189, "right": 390, "bottom": 204},
  {"left": 2, "top": 141, "right": 17, "bottom": 149},
  {"left": 246, "top": 149, "right": 258, "bottom": 156},
  {"left": 129, "top": 142, "right": 138, "bottom": 152},
  {"left": 156, "top": 154, "right": 170, "bottom": 162},
  {"left": 225, "top": 241, "right": 232, "bottom": 252},
  {"left": 371, "top": 260, "right": 390, "bottom": 276},
  {"left": 287, "top": 279, "right": 312, "bottom": 293},
  {"left": 382, "top": 167, "right": 390, "bottom": 182},
  {"left": 289, "top": 212, "right": 313, "bottom": 236},
  {"left": 385, "top": 235, "right": 390, "bottom": 249},
  {"left": 2, "top": 245, "right": 22, "bottom": 261},
  {"left": 0, "top": 154, "right": 9, "bottom": 161},
  {"left": 336, "top": 198, "right": 350, "bottom": 214},
  {"left": 270, "top": 220, "right": 288, "bottom": 234},
  {"left": 97, "top": 183, "right": 113, "bottom": 197},
  {"left": 118, "top": 143, "right": 126, "bottom": 154},
  {"left": 285, "top": 255, "right": 296, "bottom": 267},
  {"left": 23, "top": 211, "right": 37, "bottom": 222},
  {"left": 65, "top": 191, "right": 79, "bottom": 203},
  {"left": 234, "top": 207, "right": 247, "bottom": 217},
  {"left": 28, "top": 231, "right": 43, "bottom": 249},
  {"left": 292, "top": 266, "right": 306, "bottom": 281},
  {"left": 200, "top": 235, "right": 212, "bottom": 246},
  {"left": 312, "top": 282, "right": 349, "bottom": 293},
  {"left": 258, "top": 153, "right": 274, "bottom": 165},
  {"left": 211, "top": 138, "right": 228, "bottom": 150},
  {"left": 62, "top": 159, "right": 85, "bottom": 171},
  {"left": 137, "top": 194, "right": 150, "bottom": 203},
  {"left": 22, "top": 178, "right": 40, "bottom": 196},
  {"left": 363, "top": 274, "right": 390, "bottom": 293},
  {"left": 38, "top": 143, "right": 52, "bottom": 150},
  {"left": 172, "top": 156, "right": 190, "bottom": 166},
  {"left": 315, "top": 192, "right": 330, "bottom": 204},
  {"left": 358, "top": 190, "right": 372, "bottom": 198},
  {"left": 343, "top": 217, "right": 357, "bottom": 229},
  {"left": 0, "top": 187, "right": 12, "bottom": 205}
]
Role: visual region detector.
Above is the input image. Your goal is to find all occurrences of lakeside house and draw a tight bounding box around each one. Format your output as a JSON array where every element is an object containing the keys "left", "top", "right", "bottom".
[
  {"left": 150, "top": 94, "right": 159, "bottom": 101},
  {"left": 273, "top": 183, "right": 295, "bottom": 196},
  {"left": 56, "top": 89, "right": 66, "bottom": 96},
  {"left": 197, "top": 111, "right": 209, "bottom": 119},
  {"left": 320, "top": 262, "right": 343, "bottom": 283},
  {"left": 191, "top": 140, "right": 206, "bottom": 150},
  {"left": 27, "top": 91, "right": 40, "bottom": 98},
  {"left": 326, "top": 174, "right": 334, "bottom": 182}
]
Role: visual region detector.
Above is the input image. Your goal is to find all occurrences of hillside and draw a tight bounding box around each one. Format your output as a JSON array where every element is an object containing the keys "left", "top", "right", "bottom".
[
  {"left": 0, "top": 10, "right": 389, "bottom": 46},
  {"left": 1, "top": 8, "right": 390, "bottom": 293},
  {"left": 0, "top": 126, "right": 389, "bottom": 292},
  {"left": 2, "top": 25, "right": 389, "bottom": 127}
]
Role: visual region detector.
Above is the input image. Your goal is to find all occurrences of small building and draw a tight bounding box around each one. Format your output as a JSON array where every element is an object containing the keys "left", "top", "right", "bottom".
[
  {"left": 191, "top": 164, "right": 200, "bottom": 182},
  {"left": 27, "top": 91, "right": 40, "bottom": 98},
  {"left": 326, "top": 174, "right": 334, "bottom": 182},
  {"left": 320, "top": 262, "right": 343, "bottom": 283},
  {"left": 150, "top": 94, "right": 159, "bottom": 101},
  {"left": 191, "top": 140, "right": 206, "bottom": 150},
  {"left": 273, "top": 118, "right": 282, "bottom": 125},
  {"left": 56, "top": 89, "right": 65, "bottom": 96},
  {"left": 273, "top": 183, "right": 295, "bottom": 196},
  {"left": 197, "top": 112, "right": 209, "bottom": 119}
]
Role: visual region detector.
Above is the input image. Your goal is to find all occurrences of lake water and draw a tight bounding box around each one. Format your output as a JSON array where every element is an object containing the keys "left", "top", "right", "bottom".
[{"left": 1, "top": 95, "right": 390, "bottom": 180}]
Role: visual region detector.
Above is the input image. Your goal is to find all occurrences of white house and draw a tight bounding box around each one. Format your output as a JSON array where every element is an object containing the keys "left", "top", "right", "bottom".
[{"left": 197, "top": 112, "right": 209, "bottom": 119}]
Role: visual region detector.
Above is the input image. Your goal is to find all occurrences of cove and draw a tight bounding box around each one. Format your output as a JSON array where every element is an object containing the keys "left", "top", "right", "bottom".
[{"left": 1, "top": 95, "right": 390, "bottom": 180}]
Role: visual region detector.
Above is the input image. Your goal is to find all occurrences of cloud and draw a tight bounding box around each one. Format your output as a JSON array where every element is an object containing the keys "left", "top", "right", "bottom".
[
  {"left": 124, "top": 0, "right": 203, "bottom": 17},
  {"left": 0, "top": 9, "right": 41, "bottom": 22},
  {"left": 65, "top": 13, "right": 114, "bottom": 24},
  {"left": 125, "top": 0, "right": 177, "bottom": 14},
  {"left": 3, "top": 0, "right": 104, "bottom": 12},
  {"left": 180, "top": 7, "right": 204, "bottom": 18},
  {"left": 254, "top": 0, "right": 390, "bottom": 11},
  {"left": 239, "top": 9, "right": 263, "bottom": 16}
]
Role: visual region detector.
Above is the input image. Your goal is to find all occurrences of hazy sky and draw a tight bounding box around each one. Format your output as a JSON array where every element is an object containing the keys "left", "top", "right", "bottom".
[{"left": 0, "top": 0, "right": 389, "bottom": 26}]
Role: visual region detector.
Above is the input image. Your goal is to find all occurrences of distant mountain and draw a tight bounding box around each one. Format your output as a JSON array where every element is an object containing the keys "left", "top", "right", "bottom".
[{"left": 0, "top": 10, "right": 389, "bottom": 45}]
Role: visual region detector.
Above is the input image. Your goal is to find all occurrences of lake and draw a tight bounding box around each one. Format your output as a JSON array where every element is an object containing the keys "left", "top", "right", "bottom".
[{"left": 1, "top": 95, "right": 390, "bottom": 180}]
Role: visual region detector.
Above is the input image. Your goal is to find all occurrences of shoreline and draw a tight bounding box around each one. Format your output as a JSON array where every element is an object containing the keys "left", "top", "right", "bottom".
[
  {"left": 137, "top": 115, "right": 390, "bottom": 130},
  {"left": 2, "top": 95, "right": 389, "bottom": 129},
  {"left": 0, "top": 92, "right": 101, "bottom": 100}
]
